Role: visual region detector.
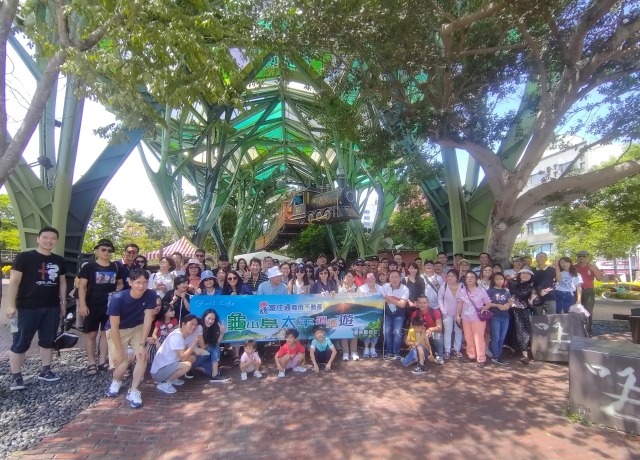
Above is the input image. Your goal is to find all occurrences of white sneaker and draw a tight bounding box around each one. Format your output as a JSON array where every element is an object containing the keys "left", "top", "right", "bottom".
[
  {"left": 278, "top": 370, "right": 285, "bottom": 378},
  {"left": 293, "top": 366, "right": 307, "bottom": 373},
  {"left": 126, "top": 389, "right": 143, "bottom": 408},
  {"left": 485, "top": 347, "right": 493, "bottom": 358},
  {"left": 351, "top": 352, "right": 360, "bottom": 361},
  {"left": 157, "top": 382, "right": 177, "bottom": 394},
  {"left": 241, "top": 372, "right": 247, "bottom": 381},
  {"left": 363, "top": 348, "right": 370, "bottom": 358},
  {"left": 369, "top": 348, "right": 378, "bottom": 358},
  {"left": 342, "top": 352, "right": 349, "bottom": 361},
  {"left": 106, "top": 380, "right": 122, "bottom": 397},
  {"left": 169, "top": 379, "right": 184, "bottom": 386},
  {"left": 436, "top": 356, "right": 444, "bottom": 365},
  {"left": 253, "top": 371, "right": 262, "bottom": 378}
]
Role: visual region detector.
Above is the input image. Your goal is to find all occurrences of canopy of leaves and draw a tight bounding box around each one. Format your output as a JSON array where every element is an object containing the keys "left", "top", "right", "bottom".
[
  {"left": 0, "top": 194, "right": 19, "bottom": 250},
  {"left": 383, "top": 184, "right": 439, "bottom": 251}
]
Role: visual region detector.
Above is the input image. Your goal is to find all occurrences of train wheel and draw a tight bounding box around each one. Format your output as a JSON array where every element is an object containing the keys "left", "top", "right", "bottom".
[
  {"left": 323, "top": 209, "right": 332, "bottom": 219},
  {"left": 307, "top": 213, "right": 315, "bottom": 222},
  {"left": 315, "top": 210, "right": 323, "bottom": 219}
]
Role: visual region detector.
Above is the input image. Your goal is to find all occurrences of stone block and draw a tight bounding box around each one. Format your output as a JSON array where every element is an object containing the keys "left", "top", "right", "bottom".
[
  {"left": 530, "top": 313, "right": 588, "bottom": 362},
  {"left": 569, "top": 336, "right": 640, "bottom": 434}
]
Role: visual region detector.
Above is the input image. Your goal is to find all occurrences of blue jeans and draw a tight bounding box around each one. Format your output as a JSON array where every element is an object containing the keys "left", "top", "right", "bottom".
[
  {"left": 402, "top": 344, "right": 428, "bottom": 366},
  {"left": 193, "top": 353, "right": 212, "bottom": 377},
  {"left": 384, "top": 316, "right": 404, "bottom": 355},
  {"left": 206, "top": 344, "right": 221, "bottom": 363},
  {"left": 429, "top": 332, "right": 444, "bottom": 358},
  {"left": 556, "top": 291, "right": 575, "bottom": 314},
  {"left": 490, "top": 316, "right": 510, "bottom": 359}
]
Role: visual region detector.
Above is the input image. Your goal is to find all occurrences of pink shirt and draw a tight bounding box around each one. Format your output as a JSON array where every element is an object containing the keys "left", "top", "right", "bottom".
[
  {"left": 456, "top": 286, "right": 490, "bottom": 322},
  {"left": 438, "top": 283, "right": 461, "bottom": 316}
]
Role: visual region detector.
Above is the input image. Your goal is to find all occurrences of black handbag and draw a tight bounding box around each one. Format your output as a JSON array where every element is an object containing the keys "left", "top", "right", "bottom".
[{"left": 54, "top": 323, "right": 79, "bottom": 356}]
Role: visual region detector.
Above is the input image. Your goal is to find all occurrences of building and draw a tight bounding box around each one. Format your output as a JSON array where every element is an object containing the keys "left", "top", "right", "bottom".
[
  {"left": 361, "top": 195, "right": 378, "bottom": 229},
  {"left": 515, "top": 136, "right": 624, "bottom": 256}
]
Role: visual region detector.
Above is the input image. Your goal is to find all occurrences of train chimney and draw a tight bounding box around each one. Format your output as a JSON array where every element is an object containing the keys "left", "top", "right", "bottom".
[{"left": 337, "top": 173, "right": 346, "bottom": 189}]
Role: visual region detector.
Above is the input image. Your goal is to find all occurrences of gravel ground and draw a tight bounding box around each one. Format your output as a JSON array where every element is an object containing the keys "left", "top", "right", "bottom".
[
  {"left": 0, "top": 319, "right": 631, "bottom": 457},
  {"left": 0, "top": 349, "right": 117, "bottom": 457}
]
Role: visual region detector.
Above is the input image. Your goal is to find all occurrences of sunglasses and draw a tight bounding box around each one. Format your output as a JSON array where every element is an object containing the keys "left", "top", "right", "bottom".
[
  {"left": 227, "top": 276, "right": 238, "bottom": 281},
  {"left": 135, "top": 259, "right": 145, "bottom": 264},
  {"left": 195, "top": 254, "right": 205, "bottom": 257},
  {"left": 203, "top": 277, "right": 215, "bottom": 282},
  {"left": 99, "top": 248, "right": 114, "bottom": 253},
  {"left": 356, "top": 263, "right": 364, "bottom": 267}
]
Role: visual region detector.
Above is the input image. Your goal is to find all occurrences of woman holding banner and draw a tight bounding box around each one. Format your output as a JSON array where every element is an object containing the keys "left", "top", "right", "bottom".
[
  {"left": 338, "top": 271, "right": 360, "bottom": 362},
  {"left": 288, "top": 264, "right": 311, "bottom": 294}
]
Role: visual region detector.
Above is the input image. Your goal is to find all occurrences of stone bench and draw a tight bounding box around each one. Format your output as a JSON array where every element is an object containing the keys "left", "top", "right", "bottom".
[
  {"left": 569, "top": 336, "right": 640, "bottom": 435},
  {"left": 530, "top": 313, "right": 588, "bottom": 362}
]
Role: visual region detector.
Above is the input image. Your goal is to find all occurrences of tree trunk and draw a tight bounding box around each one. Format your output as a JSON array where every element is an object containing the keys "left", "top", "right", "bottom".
[{"left": 486, "top": 195, "right": 520, "bottom": 268}]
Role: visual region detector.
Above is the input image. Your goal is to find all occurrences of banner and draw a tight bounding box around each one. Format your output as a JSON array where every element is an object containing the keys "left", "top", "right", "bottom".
[{"left": 190, "top": 293, "right": 384, "bottom": 341}]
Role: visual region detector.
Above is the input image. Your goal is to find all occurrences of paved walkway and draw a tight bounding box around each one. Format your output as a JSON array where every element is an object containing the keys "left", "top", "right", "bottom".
[{"left": 11, "top": 346, "right": 640, "bottom": 460}]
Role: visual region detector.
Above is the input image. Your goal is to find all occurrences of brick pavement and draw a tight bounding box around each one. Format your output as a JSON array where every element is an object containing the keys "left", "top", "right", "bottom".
[{"left": 10, "top": 345, "right": 640, "bottom": 460}]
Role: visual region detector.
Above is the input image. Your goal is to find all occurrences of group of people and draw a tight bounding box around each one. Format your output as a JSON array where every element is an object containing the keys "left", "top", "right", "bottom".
[{"left": 5, "top": 226, "right": 602, "bottom": 409}]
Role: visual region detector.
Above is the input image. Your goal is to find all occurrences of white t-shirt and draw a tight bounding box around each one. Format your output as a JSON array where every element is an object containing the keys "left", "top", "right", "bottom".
[
  {"left": 556, "top": 271, "right": 583, "bottom": 293},
  {"left": 359, "top": 283, "right": 383, "bottom": 294},
  {"left": 150, "top": 329, "right": 185, "bottom": 373},
  {"left": 381, "top": 283, "right": 410, "bottom": 313},
  {"left": 422, "top": 274, "right": 443, "bottom": 307},
  {"left": 240, "top": 351, "right": 261, "bottom": 363},
  {"left": 184, "top": 325, "right": 203, "bottom": 347}
]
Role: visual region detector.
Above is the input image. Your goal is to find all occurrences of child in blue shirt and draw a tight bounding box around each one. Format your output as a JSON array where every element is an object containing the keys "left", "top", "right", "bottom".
[
  {"left": 485, "top": 273, "right": 512, "bottom": 365},
  {"left": 309, "top": 325, "right": 337, "bottom": 372}
]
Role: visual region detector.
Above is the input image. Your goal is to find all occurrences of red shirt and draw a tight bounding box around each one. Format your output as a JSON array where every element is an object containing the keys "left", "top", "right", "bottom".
[
  {"left": 276, "top": 342, "right": 305, "bottom": 358},
  {"left": 411, "top": 308, "right": 442, "bottom": 329},
  {"left": 576, "top": 265, "right": 597, "bottom": 289},
  {"left": 354, "top": 274, "right": 366, "bottom": 287}
]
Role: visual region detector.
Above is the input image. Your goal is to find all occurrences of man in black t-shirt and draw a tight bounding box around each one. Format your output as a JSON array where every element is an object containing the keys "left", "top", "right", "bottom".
[
  {"left": 533, "top": 252, "right": 557, "bottom": 315},
  {"left": 6, "top": 226, "right": 67, "bottom": 391},
  {"left": 115, "top": 243, "right": 139, "bottom": 289},
  {"left": 78, "top": 239, "right": 123, "bottom": 375}
]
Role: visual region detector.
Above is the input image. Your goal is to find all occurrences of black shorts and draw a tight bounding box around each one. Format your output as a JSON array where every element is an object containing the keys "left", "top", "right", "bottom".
[
  {"left": 11, "top": 307, "right": 60, "bottom": 354},
  {"left": 82, "top": 304, "right": 109, "bottom": 333},
  {"left": 314, "top": 347, "right": 332, "bottom": 364}
]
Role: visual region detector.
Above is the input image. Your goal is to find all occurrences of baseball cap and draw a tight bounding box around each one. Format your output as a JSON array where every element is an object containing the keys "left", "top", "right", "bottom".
[
  {"left": 218, "top": 254, "right": 229, "bottom": 261},
  {"left": 511, "top": 256, "right": 523, "bottom": 262},
  {"left": 370, "top": 256, "right": 379, "bottom": 261},
  {"left": 317, "top": 253, "right": 327, "bottom": 259},
  {"left": 201, "top": 270, "right": 214, "bottom": 280},
  {"left": 355, "top": 258, "right": 364, "bottom": 265},
  {"left": 577, "top": 251, "right": 589, "bottom": 257},
  {"left": 94, "top": 239, "right": 114, "bottom": 250}
]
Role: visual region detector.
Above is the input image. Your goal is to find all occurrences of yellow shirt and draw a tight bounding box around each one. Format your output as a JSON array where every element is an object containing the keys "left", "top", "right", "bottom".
[{"left": 408, "top": 328, "right": 428, "bottom": 347}]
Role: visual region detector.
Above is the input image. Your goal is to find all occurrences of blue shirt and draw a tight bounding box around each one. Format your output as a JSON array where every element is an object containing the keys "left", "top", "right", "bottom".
[
  {"left": 311, "top": 337, "right": 333, "bottom": 352},
  {"left": 105, "top": 289, "right": 158, "bottom": 330},
  {"left": 257, "top": 281, "right": 288, "bottom": 295},
  {"left": 115, "top": 260, "right": 135, "bottom": 290},
  {"left": 486, "top": 287, "right": 510, "bottom": 318}
]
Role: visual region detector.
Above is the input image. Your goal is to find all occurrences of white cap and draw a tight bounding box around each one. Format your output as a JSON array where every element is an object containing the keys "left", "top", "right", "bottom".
[{"left": 267, "top": 267, "right": 283, "bottom": 279}]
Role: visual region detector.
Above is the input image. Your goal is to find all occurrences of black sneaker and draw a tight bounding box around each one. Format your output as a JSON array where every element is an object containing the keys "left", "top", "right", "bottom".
[
  {"left": 38, "top": 370, "right": 60, "bottom": 382},
  {"left": 411, "top": 365, "right": 427, "bottom": 374},
  {"left": 493, "top": 357, "right": 508, "bottom": 366},
  {"left": 210, "top": 374, "right": 230, "bottom": 383},
  {"left": 383, "top": 353, "right": 395, "bottom": 360},
  {"left": 184, "top": 371, "right": 194, "bottom": 379},
  {"left": 10, "top": 375, "right": 25, "bottom": 391},
  {"left": 477, "top": 362, "right": 485, "bottom": 368}
]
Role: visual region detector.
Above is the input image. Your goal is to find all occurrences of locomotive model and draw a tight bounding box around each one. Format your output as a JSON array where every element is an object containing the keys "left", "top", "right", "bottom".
[{"left": 290, "top": 177, "right": 360, "bottom": 224}]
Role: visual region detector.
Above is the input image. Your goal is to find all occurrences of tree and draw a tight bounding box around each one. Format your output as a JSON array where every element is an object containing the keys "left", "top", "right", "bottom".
[
  {"left": 512, "top": 240, "right": 532, "bottom": 258},
  {"left": 286, "top": 224, "right": 335, "bottom": 260},
  {"left": 383, "top": 184, "right": 440, "bottom": 251},
  {"left": 0, "top": 194, "right": 18, "bottom": 250},
  {"left": 269, "top": 0, "right": 640, "bottom": 265},
  {"left": 123, "top": 209, "right": 174, "bottom": 245},
  {"left": 82, "top": 199, "right": 123, "bottom": 252},
  {"left": 120, "top": 222, "right": 163, "bottom": 256}
]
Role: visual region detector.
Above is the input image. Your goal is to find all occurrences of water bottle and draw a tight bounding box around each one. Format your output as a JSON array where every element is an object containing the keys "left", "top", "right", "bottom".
[{"left": 10, "top": 315, "right": 18, "bottom": 334}]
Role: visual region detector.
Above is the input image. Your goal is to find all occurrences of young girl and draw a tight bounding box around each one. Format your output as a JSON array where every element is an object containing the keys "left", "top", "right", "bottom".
[
  {"left": 554, "top": 257, "right": 583, "bottom": 314},
  {"left": 153, "top": 305, "right": 178, "bottom": 345},
  {"left": 478, "top": 266, "right": 493, "bottom": 290},
  {"left": 239, "top": 339, "right": 262, "bottom": 380},
  {"left": 359, "top": 273, "right": 382, "bottom": 358},
  {"left": 289, "top": 264, "right": 310, "bottom": 294},
  {"left": 146, "top": 296, "right": 164, "bottom": 366},
  {"left": 485, "top": 273, "right": 511, "bottom": 365},
  {"left": 338, "top": 270, "right": 359, "bottom": 361}
]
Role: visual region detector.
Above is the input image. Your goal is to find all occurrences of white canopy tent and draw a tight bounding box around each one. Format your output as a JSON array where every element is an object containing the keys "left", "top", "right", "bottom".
[{"left": 233, "top": 251, "right": 292, "bottom": 262}]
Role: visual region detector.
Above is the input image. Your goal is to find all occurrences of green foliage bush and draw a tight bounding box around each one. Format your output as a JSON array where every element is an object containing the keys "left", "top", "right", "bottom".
[{"left": 609, "top": 292, "right": 640, "bottom": 300}]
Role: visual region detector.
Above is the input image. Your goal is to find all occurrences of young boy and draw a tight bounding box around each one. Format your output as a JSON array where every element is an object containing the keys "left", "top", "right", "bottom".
[
  {"left": 240, "top": 339, "right": 262, "bottom": 380},
  {"left": 275, "top": 328, "right": 307, "bottom": 377},
  {"left": 309, "top": 325, "right": 337, "bottom": 373},
  {"left": 402, "top": 318, "right": 435, "bottom": 374}
]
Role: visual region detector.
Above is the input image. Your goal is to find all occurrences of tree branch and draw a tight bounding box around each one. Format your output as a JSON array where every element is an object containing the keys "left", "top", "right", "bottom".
[
  {"left": 436, "top": 138, "right": 506, "bottom": 194},
  {"left": 53, "top": 0, "right": 74, "bottom": 48},
  {"left": 516, "top": 19, "right": 549, "bottom": 109},
  {"left": 440, "top": 2, "right": 505, "bottom": 36},
  {"left": 457, "top": 43, "right": 526, "bottom": 57},
  {"left": 0, "top": 50, "right": 67, "bottom": 186},
  {"left": 566, "top": 0, "right": 619, "bottom": 63},
  {"left": 0, "top": 0, "right": 19, "bottom": 157},
  {"left": 515, "top": 158, "right": 640, "bottom": 218}
]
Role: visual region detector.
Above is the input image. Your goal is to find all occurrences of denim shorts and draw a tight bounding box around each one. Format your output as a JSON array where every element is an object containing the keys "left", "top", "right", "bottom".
[
  {"left": 207, "top": 344, "right": 221, "bottom": 363},
  {"left": 11, "top": 307, "right": 60, "bottom": 354}
]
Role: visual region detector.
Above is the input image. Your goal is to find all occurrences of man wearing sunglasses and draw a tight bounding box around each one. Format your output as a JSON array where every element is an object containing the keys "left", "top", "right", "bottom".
[
  {"left": 116, "top": 244, "right": 140, "bottom": 290},
  {"left": 194, "top": 249, "right": 211, "bottom": 271},
  {"left": 78, "top": 239, "right": 123, "bottom": 376}
]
